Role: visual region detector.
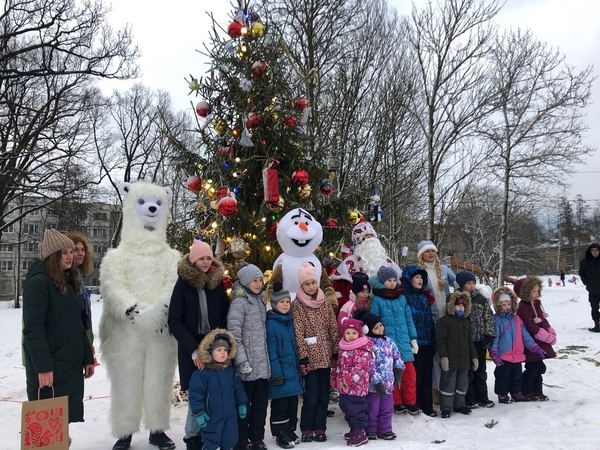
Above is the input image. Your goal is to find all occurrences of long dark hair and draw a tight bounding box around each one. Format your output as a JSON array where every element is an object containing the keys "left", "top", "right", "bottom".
[{"left": 43, "top": 251, "right": 80, "bottom": 295}]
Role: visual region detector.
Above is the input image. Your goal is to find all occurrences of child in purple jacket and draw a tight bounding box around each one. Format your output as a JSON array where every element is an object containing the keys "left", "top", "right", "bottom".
[
  {"left": 354, "top": 308, "right": 404, "bottom": 441},
  {"left": 331, "top": 318, "right": 373, "bottom": 447}
]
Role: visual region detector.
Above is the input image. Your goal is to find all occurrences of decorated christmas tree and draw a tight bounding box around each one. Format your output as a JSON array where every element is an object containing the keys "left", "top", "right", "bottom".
[{"left": 170, "top": 1, "right": 363, "bottom": 271}]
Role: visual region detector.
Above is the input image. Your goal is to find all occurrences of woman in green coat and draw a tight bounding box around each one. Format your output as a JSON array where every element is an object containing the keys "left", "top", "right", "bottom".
[{"left": 22, "top": 229, "right": 95, "bottom": 423}]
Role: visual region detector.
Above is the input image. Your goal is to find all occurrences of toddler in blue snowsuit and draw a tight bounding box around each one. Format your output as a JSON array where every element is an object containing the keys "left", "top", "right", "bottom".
[{"left": 189, "top": 328, "right": 248, "bottom": 450}]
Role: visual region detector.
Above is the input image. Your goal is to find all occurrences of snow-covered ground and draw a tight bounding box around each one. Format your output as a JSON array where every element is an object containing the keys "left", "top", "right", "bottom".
[{"left": 2, "top": 281, "right": 599, "bottom": 450}]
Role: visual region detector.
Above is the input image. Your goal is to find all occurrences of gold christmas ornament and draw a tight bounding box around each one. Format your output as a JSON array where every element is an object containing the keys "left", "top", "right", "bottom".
[
  {"left": 251, "top": 22, "right": 265, "bottom": 39},
  {"left": 229, "top": 237, "right": 249, "bottom": 259},
  {"left": 267, "top": 196, "right": 285, "bottom": 212},
  {"left": 297, "top": 184, "right": 312, "bottom": 200},
  {"left": 213, "top": 118, "right": 229, "bottom": 135},
  {"left": 346, "top": 209, "right": 361, "bottom": 225}
]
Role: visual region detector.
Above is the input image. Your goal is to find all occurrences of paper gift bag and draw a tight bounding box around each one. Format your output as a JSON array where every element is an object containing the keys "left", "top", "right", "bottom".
[{"left": 21, "top": 388, "right": 69, "bottom": 450}]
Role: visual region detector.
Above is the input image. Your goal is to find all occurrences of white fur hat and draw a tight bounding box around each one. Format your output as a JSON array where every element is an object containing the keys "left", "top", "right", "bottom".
[{"left": 417, "top": 240, "right": 437, "bottom": 259}]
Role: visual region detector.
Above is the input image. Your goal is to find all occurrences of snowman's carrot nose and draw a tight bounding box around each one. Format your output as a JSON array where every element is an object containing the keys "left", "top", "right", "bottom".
[{"left": 299, "top": 222, "right": 308, "bottom": 231}]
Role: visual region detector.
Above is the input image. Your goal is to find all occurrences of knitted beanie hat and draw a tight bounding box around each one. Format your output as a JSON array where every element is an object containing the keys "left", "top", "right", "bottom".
[
  {"left": 376, "top": 266, "right": 397, "bottom": 284},
  {"left": 456, "top": 271, "right": 477, "bottom": 289},
  {"left": 209, "top": 333, "right": 231, "bottom": 354},
  {"left": 298, "top": 262, "right": 318, "bottom": 286},
  {"left": 354, "top": 308, "right": 383, "bottom": 338},
  {"left": 189, "top": 240, "right": 213, "bottom": 264},
  {"left": 237, "top": 264, "right": 263, "bottom": 286},
  {"left": 270, "top": 281, "right": 291, "bottom": 311},
  {"left": 42, "top": 229, "right": 75, "bottom": 260},
  {"left": 340, "top": 317, "right": 365, "bottom": 337},
  {"left": 351, "top": 272, "right": 371, "bottom": 294},
  {"left": 417, "top": 240, "right": 437, "bottom": 259}
]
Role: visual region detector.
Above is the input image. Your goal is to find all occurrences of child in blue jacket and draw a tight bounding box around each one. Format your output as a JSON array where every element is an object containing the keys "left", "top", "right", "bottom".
[
  {"left": 490, "top": 287, "right": 545, "bottom": 404},
  {"left": 189, "top": 329, "right": 248, "bottom": 450}
]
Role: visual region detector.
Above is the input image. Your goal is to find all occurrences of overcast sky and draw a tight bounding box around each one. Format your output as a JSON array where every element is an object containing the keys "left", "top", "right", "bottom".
[{"left": 104, "top": 0, "right": 599, "bottom": 204}]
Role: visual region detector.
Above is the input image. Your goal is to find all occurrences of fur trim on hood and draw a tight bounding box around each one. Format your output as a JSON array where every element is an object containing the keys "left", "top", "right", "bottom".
[
  {"left": 446, "top": 290, "right": 472, "bottom": 317},
  {"left": 178, "top": 255, "right": 225, "bottom": 290},
  {"left": 518, "top": 276, "right": 543, "bottom": 303},
  {"left": 198, "top": 328, "right": 237, "bottom": 365},
  {"left": 492, "top": 286, "right": 518, "bottom": 313}
]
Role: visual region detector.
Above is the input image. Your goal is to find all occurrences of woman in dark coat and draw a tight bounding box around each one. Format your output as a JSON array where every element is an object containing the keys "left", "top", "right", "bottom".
[
  {"left": 22, "top": 229, "right": 94, "bottom": 424},
  {"left": 579, "top": 242, "right": 600, "bottom": 332},
  {"left": 168, "top": 240, "right": 229, "bottom": 450}
]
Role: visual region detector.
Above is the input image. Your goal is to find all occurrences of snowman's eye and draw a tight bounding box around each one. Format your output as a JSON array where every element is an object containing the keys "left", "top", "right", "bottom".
[
  {"left": 305, "top": 221, "right": 309, "bottom": 226},
  {"left": 294, "top": 221, "right": 298, "bottom": 225}
]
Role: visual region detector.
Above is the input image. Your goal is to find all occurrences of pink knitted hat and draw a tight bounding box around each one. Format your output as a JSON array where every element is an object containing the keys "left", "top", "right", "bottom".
[
  {"left": 340, "top": 318, "right": 365, "bottom": 337},
  {"left": 298, "top": 262, "right": 318, "bottom": 286},
  {"left": 189, "top": 240, "right": 213, "bottom": 264}
]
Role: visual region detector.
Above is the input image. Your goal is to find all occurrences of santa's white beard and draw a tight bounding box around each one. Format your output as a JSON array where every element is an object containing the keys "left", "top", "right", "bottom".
[{"left": 355, "top": 238, "right": 389, "bottom": 277}]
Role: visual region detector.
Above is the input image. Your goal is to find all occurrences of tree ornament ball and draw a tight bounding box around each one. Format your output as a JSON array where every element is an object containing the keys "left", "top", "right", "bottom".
[
  {"left": 292, "top": 169, "right": 309, "bottom": 186},
  {"left": 346, "top": 209, "right": 362, "bottom": 225},
  {"left": 250, "top": 11, "right": 260, "bottom": 21},
  {"left": 222, "top": 274, "right": 233, "bottom": 290},
  {"left": 252, "top": 61, "right": 267, "bottom": 77},
  {"left": 230, "top": 237, "right": 248, "bottom": 259},
  {"left": 324, "top": 218, "right": 339, "bottom": 227},
  {"left": 218, "top": 197, "right": 238, "bottom": 216},
  {"left": 320, "top": 179, "right": 334, "bottom": 196},
  {"left": 228, "top": 22, "right": 243, "bottom": 39},
  {"left": 213, "top": 119, "right": 229, "bottom": 135},
  {"left": 283, "top": 116, "right": 299, "bottom": 128},
  {"left": 251, "top": 23, "right": 265, "bottom": 39},
  {"left": 186, "top": 175, "right": 203, "bottom": 193},
  {"left": 297, "top": 184, "right": 312, "bottom": 200},
  {"left": 246, "top": 112, "right": 261, "bottom": 129},
  {"left": 195, "top": 100, "right": 212, "bottom": 117},
  {"left": 267, "top": 196, "right": 285, "bottom": 212},
  {"left": 216, "top": 186, "right": 229, "bottom": 200},
  {"left": 294, "top": 98, "right": 309, "bottom": 111}
]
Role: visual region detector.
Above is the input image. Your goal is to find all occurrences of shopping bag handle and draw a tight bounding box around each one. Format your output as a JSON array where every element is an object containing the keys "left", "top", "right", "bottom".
[{"left": 37, "top": 386, "right": 55, "bottom": 400}]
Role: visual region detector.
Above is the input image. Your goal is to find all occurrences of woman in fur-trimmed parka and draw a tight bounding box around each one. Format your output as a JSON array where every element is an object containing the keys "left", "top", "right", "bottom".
[
  {"left": 189, "top": 329, "right": 248, "bottom": 450},
  {"left": 515, "top": 276, "right": 556, "bottom": 401}
]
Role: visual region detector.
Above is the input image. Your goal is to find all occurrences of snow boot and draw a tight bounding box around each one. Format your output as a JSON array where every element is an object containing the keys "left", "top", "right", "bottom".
[
  {"left": 498, "top": 395, "right": 513, "bottom": 404},
  {"left": 393, "top": 404, "right": 407, "bottom": 414},
  {"left": 453, "top": 406, "right": 471, "bottom": 415},
  {"left": 344, "top": 430, "right": 356, "bottom": 440},
  {"left": 367, "top": 432, "right": 377, "bottom": 440},
  {"left": 511, "top": 392, "right": 530, "bottom": 402},
  {"left": 149, "top": 431, "right": 176, "bottom": 450},
  {"left": 534, "top": 392, "right": 549, "bottom": 401},
  {"left": 440, "top": 410, "right": 451, "bottom": 419},
  {"left": 377, "top": 432, "right": 396, "bottom": 440},
  {"left": 112, "top": 435, "right": 132, "bottom": 450},
  {"left": 347, "top": 430, "right": 368, "bottom": 447},
  {"left": 588, "top": 319, "right": 600, "bottom": 332},
  {"left": 183, "top": 435, "right": 203, "bottom": 450},
  {"left": 300, "top": 431, "right": 313, "bottom": 443},
  {"left": 289, "top": 432, "right": 300, "bottom": 445},
  {"left": 406, "top": 404, "right": 421, "bottom": 415},
  {"left": 313, "top": 431, "right": 327, "bottom": 442},
  {"left": 478, "top": 400, "right": 495, "bottom": 408},
  {"left": 275, "top": 433, "right": 294, "bottom": 449}
]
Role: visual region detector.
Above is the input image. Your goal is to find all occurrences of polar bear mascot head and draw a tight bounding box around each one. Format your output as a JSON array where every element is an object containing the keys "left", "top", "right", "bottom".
[
  {"left": 118, "top": 181, "right": 173, "bottom": 247},
  {"left": 276, "top": 208, "right": 323, "bottom": 257}
]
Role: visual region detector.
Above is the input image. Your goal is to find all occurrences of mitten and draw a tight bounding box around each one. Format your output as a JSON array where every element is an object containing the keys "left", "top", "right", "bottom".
[
  {"left": 272, "top": 376, "right": 285, "bottom": 386},
  {"left": 531, "top": 344, "right": 546, "bottom": 359},
  {"left": 410, "top": 340, "right": 419, "bottom": 354},
  {"left": 375, "top": 382, "right": 387, "bottom": 396},
  {"left": 393, "top": 368, "right": 403, "bottom": 387},
  {"left": 238, "top": 362, "right": 253, "bottom": 374},
  {"left": 238, "top": 403, "right": 247, "bottom": 419},
  {"left": 440, "top": 356, "right": 449, "bottom": 372},
  {"left": 299, "top": 358, "right": 310, "bottom": 376},
  {"left": 472, "top": 358, "right": 479, "bottom": 372},
  {"left": 489, "top": 349, "right": 503, "bottom": 366},
  {"left": 195, "top": 411, "right": 209, "bottom": 428}
]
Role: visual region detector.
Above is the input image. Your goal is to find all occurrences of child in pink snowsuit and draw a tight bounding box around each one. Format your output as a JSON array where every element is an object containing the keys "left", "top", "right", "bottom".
[{"left": 331, "top": 318, "right": 373, "bottom": 447}]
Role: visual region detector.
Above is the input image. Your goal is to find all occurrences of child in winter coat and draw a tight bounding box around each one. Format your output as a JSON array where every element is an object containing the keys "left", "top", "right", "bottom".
[
  {"left": 228, "top": 264, "right": 271, "bottom": 450},
  {"left": 369, "top": 266, "right": 419, "bottom": 415},
  {"left": 489, "top": 287, "right": 546, "bottom": 404},
  {"left": 454, "top": 271, "right": 496, "bottom": 409},
  {"left": 435, "top": 291, "right": 478, "bottom": 419},
  {"left": 354, "top": 308, "right": 404, "bottom": 441},
  {"left": 401, "top": 265, "right": 437, "bottom": 417},
  {"left": 331, "top": 317, "right": 373, "bottom": 447},
  {"left": 291, "top": 263, "right": 339, "bottom": 443},
  {"left": 266, "top": 282, "right": 304, "bottom": 449},
  {"left": 189, "top": 329, "right": 248, "bottom": 450},
  {"left": 337, "top": 272, "right": 371, "bottom": 336},
  {"left": 514, "top": 276, "right": 557, "bottom": 401}
]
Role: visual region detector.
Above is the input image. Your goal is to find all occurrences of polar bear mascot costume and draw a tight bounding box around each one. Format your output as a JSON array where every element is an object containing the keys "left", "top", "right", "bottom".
[
  {"left": 99, "top": 182, "right": 181, "bottom": 450},
  {"left": 267, "top": 208, "right": 338, "bottom": 311}
]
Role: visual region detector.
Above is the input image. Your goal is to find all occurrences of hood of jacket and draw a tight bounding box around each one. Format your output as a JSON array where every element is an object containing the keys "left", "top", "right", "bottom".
[
  {"left": 446, "top": 290, "right": 472, "bottom": 317},
  {"left": 492, "top": 286, "right": 518, "bottom": 313},
  {"left": 198, "top": 327, "right": 237, "bottom": 365},
  {"left": 401, "top": 265, "right": 428, "bottom": 295},
  {"left": 178, "top": 255, "right": 225, "bottom": 290},
  {"left": 518, "top": 276, "right": 543, "bottom": 303},
  {"left": 584, "top": 243, "right": 600, "bottom": 259}
]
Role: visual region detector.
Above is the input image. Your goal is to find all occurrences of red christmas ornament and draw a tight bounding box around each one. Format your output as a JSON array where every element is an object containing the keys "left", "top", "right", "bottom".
[
  {"left": 294, "top": 98, "right": 309, "bottom": 111},
  {"left": 291, "top": 169, "right": 309, "bottom": 186},
  {"left": 228, "top": 22, "right": 243, "bottom": 39},
  {"left": 320, "top": 179, "right": 334, "bottom": 196},
  {"left": 216, "top": 186, "right": 229, "bottom": 200},
  {"left": 218, "top": 196, "right": 238, "bottom": 217},
  {"left": 186, "top": 175, "right": 203, "bottom": 193},
  {"left": 268, "top": 223, "right": 278, "bottom": 237},
  {"left": 283, "top": 116, "right": 298, "bottom": 128},
  {"left": 324, "top": 218, "right": 339, "bottom": 227},
  {"left": 263, "top": 158, "right": 280, "bottom": 205},
  {"left": 195, "top": 100, "right": 212, "bottom": 117},
  {"left": 246, "top": 112, "right": 261, "bottom": 129},
  {"left": 222, "top": 274, "right": 233, "bottom": 290},
  {"left": 252, "top": 61, "right": 267, "bottom": 77}
]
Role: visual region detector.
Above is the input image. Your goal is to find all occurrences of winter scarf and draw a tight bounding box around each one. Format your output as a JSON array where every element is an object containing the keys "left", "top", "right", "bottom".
[
  {"left": 339, "top": 335, "right": 371, "bottom": 351},
  {"left": 295, "top": 286, "right": 326, "bottom": 308},
  {"left": 196, "top": 287, "right": 211, "bottom": 335},
  {"left": 372, "top": 285, "right": 404, "bottom": 300}
]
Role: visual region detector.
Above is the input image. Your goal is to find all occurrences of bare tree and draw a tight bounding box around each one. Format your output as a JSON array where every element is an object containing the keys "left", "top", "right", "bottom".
[
  {"left": 480, "top": 28, "right": 595, "bottom": 284},
  {"left": 0, "top": 0, "right": 139, "bottom": 241}
]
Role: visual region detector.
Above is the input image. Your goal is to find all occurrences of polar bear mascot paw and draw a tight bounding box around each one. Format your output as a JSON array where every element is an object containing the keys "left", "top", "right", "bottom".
[{"left": 99, "top": 181, "right": 181, "bottom": 441}]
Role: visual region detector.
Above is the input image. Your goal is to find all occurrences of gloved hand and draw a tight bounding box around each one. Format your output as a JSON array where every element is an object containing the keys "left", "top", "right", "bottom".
[
  {"left": 440, "top": 356, "right": 449, "bottom": 372},
  {"left": 299, "top": 358, "right": 310, "bottom": 376},
  {"left": 238, "top": 362, "right": 253, "bottom": 374},
  {"left": 375, "top": 382, "right": 387, "bottom": 396},
  {"left": 472, "top": 358, "right": 479, "bottom": 372},
  {"left": 483, "top": 335, "right": 495, "bottom": 349},
  {"left": 531, "top": 344, "right": 546, "bottom": 359},
  {"left": 393, "top": 368, "right": 403, "bottom": 387},
  {"left": 272, "top": 376, "right": 285, "bottom": 386},
  {"left": 410, "top": 340, "right": 419, "bottom": 354},
  {"left": 238, "top": 403, "right": 247, "bottom": 419},
  {"left": 195, "top": 411, "right": 209, "bottom": 428},
  {"left": 489, "top": 349, "right": 503, "bottom": 366}
]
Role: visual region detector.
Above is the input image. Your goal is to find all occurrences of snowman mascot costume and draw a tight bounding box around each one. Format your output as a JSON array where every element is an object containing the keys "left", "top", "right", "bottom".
[
  {"left": 267, "top": 208, "right": 338, "bottom": 310},
  {"left": 99, "top": 182, "right": 181, "bottom": 450}
]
